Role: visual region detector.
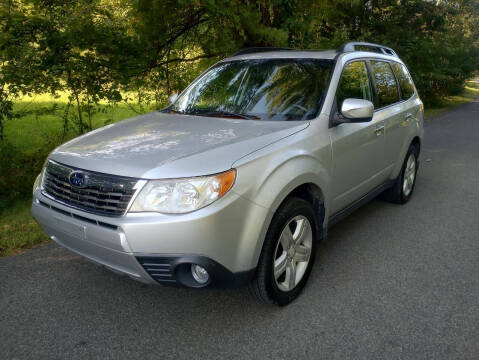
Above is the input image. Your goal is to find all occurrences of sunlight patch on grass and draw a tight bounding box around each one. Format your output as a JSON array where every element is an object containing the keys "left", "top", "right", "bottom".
[
  {"left": 7, "top": 101, "right": 153, "bottom": 156},
  {"left": 424, "top": 81, "right": 479, "bottom": 119}
]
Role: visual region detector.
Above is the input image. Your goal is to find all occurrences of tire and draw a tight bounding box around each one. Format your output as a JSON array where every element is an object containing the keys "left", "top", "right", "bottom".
[
  {"left": 249, "top": 197, "right": 317, "bottom": 306},
  {"left": 382, "top": 143, "right": 419, "bottom": 204}
]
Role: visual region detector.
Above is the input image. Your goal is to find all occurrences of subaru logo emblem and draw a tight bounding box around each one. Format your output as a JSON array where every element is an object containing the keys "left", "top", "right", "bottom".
[{"left": 69, "top": 171, "right": 87, "bottom": 188}]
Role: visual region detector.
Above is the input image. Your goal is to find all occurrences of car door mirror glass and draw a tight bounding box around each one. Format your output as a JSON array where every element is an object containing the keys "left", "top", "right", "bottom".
[{"left": 340, "top": 98, "right": 374, "bottom": 122}]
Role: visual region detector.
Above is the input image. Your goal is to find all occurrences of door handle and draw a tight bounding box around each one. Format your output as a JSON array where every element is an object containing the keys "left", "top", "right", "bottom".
[
  {"left": 374, "top": 124, "right": 385, "bottom": 136},
  {"left": 403, "top": 113, "right": 415, "bottom": 126},
  {"left": 405, "top": 113, "right": 415, "bottom": 121}
]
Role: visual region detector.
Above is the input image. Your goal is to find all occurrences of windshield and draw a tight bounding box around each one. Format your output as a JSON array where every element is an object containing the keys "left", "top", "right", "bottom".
[{"left": 171, "top": 58, "right": 333, "bottom": 121}]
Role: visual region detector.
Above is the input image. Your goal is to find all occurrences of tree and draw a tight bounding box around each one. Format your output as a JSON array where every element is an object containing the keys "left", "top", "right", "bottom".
[
  {"left": 1, "top": 0, "right": 478, "bottom": 129},
  {"left": 298, "top": 0, "right": 479, "bottom": 103},
  {"left": 0, "top": 0, "right": 54, "bottom": 141}
]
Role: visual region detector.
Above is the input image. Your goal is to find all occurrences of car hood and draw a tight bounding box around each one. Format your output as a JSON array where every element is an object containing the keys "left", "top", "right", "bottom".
[{"left": 50, "top": 112, "right": 308, "bottom": 179}]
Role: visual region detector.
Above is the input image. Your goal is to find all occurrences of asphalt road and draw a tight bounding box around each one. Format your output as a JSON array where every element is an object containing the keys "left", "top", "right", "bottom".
[{"left": 1, "top": 100, "right": 479, "bottom": 360}]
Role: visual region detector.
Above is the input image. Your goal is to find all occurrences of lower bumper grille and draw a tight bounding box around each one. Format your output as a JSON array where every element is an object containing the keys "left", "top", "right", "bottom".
[{"left": 136, "top": 257, "right": 176, "bottom": 284}]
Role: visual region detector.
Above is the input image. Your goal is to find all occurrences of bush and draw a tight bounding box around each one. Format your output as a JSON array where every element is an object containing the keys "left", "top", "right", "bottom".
[{"left": 0, "top": 140, "right": 48, "bottom": 212}]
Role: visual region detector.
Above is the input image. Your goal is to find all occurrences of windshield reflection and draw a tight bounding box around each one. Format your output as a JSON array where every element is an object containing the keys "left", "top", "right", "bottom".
[{"left": 172, "top": 58, "right": 333, "bottom": 121}]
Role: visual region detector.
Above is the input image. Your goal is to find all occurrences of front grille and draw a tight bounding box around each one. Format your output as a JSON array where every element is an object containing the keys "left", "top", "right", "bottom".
[
  {"left": 42, "top": 160, "right": 139, "bottom": 216},
  {"left": 137, "top": 257, "right": 176, "bottom": 284}
]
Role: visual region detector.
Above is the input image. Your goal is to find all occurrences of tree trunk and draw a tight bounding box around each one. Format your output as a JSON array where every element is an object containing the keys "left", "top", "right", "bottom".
[
  {"left": 61, "top": 102, "right": 71, "bottom": 141},
  {"left": 86, "top": 92, "right": 92, "bottom": 131},
  {"left": 73, "top": 89, "right": 84, "bottom": 134},
  {"left": 67, "top": 71, "right": 84, "bottom": 134},
  {"left": 165, "top": 49, "right": 171, "bottom": 96},
  {"left": 0, "top": 117, "right": 4, "bottom": 143}
]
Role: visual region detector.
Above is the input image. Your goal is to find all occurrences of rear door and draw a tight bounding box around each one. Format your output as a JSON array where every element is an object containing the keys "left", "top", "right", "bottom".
[
  {"left": 330, "top": 60, "right": 389, "bottom": 214},
  {"left": 386, "top": 62, "right": 421, "bottom": 166},
  {"left": 367, "top": 60, "right": 405, "bottom": 171}
]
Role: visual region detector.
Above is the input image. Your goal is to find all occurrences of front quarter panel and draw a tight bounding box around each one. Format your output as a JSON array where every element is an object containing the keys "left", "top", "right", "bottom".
[{"left": 232, "top": 118, "right": 332, "bottom": 267}]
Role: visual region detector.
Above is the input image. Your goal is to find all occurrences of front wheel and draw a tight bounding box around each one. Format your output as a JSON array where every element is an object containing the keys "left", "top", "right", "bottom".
[{"left": 249, "top": 197, "right": 317, "bottom": 306}]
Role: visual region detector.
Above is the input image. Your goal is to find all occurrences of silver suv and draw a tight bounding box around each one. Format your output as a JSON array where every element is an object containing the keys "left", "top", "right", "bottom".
[{"left": 32, "top": 42, "right": 423, "bottom": 305}]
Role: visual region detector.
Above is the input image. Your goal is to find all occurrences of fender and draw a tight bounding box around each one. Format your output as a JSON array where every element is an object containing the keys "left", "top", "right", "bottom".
[{"left": 232, "top": 134, "right": 332, "bottom": 268}]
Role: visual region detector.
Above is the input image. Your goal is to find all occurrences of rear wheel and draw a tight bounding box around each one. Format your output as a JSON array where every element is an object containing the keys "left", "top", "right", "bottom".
[
  {"left": 382, "top": 144, "right": 419, "bottom": 204},
  {"left": 249, "top": 197, "right": 317, "bottom": 306}
]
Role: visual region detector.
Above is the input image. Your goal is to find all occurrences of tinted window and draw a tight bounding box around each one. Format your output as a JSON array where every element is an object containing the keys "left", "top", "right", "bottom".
[
  {"left": 391, "top": 62, "right": 415, "bottom": 99},
  {"left": 369, "top": 60, "right": 400, "bottom": 108},
  {"left": 172, "top": 59, "right": 333, "bottom": 121},
  {"left": 336, "top": 61, "right": 373, "bottom": 112}
]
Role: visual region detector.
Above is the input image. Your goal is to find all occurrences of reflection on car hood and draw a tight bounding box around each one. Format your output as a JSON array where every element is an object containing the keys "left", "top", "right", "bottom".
[{"left": 50, "top": 112, "right": 308, "bottom": 178}]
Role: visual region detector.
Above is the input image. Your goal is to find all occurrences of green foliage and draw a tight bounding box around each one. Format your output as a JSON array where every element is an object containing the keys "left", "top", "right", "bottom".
[
  {"left": 299, "top": 0, "right": 479, "bottom": 104},
  {"left": 2, "top": 0, "right": 478, "bottom": 116},
  {"left": 424, "top": 79, "right": 479, "bottom": 118},
  {"left": 0, "top": 198, "right": 49, "bottom": 256}
]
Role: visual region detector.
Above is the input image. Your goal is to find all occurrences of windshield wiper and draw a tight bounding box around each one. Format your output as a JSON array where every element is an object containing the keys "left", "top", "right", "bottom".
[{"left": 193, "top": 110, "right": 261, "bottom": 120}]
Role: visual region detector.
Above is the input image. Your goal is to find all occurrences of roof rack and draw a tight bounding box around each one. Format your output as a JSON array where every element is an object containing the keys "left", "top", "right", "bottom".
[
  {"left": 232, "top": 47, "right": 295, "bottom": 57},
  {"left": 338, "top": 42, "right": 398, "bottom": 57}
]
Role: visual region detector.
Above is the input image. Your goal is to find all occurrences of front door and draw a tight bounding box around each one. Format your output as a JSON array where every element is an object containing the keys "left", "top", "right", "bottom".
[{"left": 329, "top": 60, "right": 388, "bottom": 214}]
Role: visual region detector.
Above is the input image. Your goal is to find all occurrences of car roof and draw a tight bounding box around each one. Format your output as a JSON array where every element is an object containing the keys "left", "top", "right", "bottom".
[
  {"left": 222, "top": 49, "right": 401, "bottom": 64},
  {"left": 222, "top": 49, "right": 338, "bottom": 62}
]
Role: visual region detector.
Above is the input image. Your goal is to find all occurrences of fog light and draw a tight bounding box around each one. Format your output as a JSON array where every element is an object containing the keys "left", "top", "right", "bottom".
[{"left": 191, "top": 264, "right": 209, "bottom": 284}]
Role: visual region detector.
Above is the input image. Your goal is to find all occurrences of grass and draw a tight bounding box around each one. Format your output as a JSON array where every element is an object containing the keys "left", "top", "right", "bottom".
[
  {"left": 424, "top": 80, "right": 479, "bottom": 118},
  {"left": 8, "top": 99, "right": 153, "bottom": 155},
  {"left": 0, "top": 200, "right": 50, "bottom": 256},
  {"left": 2, "top": 82, "right": 479, "bottom": 257}
]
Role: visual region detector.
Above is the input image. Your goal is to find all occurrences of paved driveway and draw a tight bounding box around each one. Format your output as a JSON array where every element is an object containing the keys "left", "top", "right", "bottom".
[{"left": 1, "top": 100, "right": 479, "bottom": 359}]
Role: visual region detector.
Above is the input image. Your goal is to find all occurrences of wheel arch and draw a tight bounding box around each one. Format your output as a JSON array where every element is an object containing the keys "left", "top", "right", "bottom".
[
  {"left": 391, "top": 135, "right": 423, "bottom": 179},
  {"left": 286, "top": 183, "right": 326, "bottom": 239},
  {"left": 248, "top": 177, "right": 328, "bottom": 270},
  {"left": 411, "top": 136, "right": 421, "bottom": 153}
]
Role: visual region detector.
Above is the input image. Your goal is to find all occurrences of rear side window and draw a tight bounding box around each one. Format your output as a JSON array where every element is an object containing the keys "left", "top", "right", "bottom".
[
  {"left": 336, "top": 61, "right": 373, "bottom": 112},
  {"left": 391, "top": 62, "right": 415, "bottom": 100},
  {"left": 369, "top": 60, "right": 399, "bottom": 108}
]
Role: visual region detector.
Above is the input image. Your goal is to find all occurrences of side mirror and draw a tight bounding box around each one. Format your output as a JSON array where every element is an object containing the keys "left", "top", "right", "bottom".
[
  {"left": 340, "top": 98, "right": 374, "bottom": 123},
  {"left": 168, "top": 92, "right": 179, "bottom": 105}
]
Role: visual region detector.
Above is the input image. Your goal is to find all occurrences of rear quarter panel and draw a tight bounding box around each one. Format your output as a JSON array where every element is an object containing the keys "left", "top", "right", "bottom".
[{"left": 389, "top": 96, "right": 424, "bottom": 179}]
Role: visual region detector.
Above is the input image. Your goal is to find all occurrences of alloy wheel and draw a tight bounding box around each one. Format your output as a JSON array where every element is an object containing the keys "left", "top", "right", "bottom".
[
  {"left": 273, "top": 215, "right": 313, "bottom": 292},
  {"left": 403, "top": 153, "right": 416, "bottom": 197}
]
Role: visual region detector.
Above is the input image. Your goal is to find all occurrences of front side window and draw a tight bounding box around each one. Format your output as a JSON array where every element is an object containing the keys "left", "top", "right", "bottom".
[
  {"left": 391, "top": 62, "right": 415, "bottom": 100},
  {"left": 336, "top": 61, "right": 373, "bottom": 112},
  {"left": 172, "top": 58, "right": 333, "bottom": 121},
  {"left": 369, "top": 60, "right": 400, "bottom": 108}
]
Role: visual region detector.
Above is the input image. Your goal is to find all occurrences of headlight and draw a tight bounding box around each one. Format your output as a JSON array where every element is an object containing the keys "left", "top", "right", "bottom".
[
  {"left": 129, "top": 169, "right": 236, "bottom": 214},
  {"left": 32, "top": 169, "right": 45, "bottom": 194},
  {"left": 33, "top": 160, "right": 49, "bottom": 194}
]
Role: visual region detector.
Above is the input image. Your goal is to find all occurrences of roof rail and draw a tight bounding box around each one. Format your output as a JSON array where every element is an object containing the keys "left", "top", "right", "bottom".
[
  {"left": 338, "top": 42, "right": 398, "bottom": 57},
  {"left": 232, "top": 47, "right": 295, "bottom": 57}
]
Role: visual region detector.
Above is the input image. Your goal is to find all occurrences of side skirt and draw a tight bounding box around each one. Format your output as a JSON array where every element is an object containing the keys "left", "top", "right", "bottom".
[{"left": 327, "top": 180, "right": 395, "bottom": 229}]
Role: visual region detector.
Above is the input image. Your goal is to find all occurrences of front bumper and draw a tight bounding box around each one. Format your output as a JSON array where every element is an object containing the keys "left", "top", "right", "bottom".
[
  {"left": 136, "top": 255, "right": 254, "bottom": 287},
  {"left": 31, "top": 189, "right": 267, "bottom": 287}
]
